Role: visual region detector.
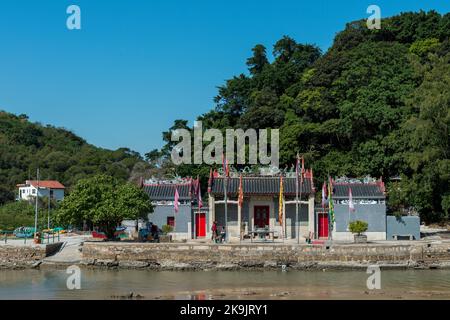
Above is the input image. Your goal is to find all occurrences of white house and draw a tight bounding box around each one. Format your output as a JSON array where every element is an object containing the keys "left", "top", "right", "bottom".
[{"left": 16, "top": 180, "right": 65, "bottom": 202}]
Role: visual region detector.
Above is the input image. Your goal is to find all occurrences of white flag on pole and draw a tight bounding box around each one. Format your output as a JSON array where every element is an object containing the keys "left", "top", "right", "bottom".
[{"left": 349, "top": 187, "right": 355, "bottom": 213}]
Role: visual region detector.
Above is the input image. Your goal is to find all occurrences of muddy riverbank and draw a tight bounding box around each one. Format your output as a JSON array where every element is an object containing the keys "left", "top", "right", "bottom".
[{"left": 1, "top": 269, "right": 450, "bottom": 300}]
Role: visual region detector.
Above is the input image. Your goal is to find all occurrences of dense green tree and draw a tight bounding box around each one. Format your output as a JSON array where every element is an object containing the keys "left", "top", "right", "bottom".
[
  {"left": 246, "top": 44, "right": 269, "bottom": 75},
  {"left": 0, "top": 201, "right": 34, "bottom": 230},
  {"left": 156, "top": 11, "right": 450, "bottom": 223},
  {"left": 55, "top": 175, "right": 152, "bottom": 238}
]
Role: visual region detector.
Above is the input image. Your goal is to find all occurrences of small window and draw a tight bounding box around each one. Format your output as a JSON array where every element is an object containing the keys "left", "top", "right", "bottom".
[
  {"left": 32, "top": 189, "right": 36, "bottom": 194},
  {"left": 167, "top": 217, "right": 175, "bottom": 227}
]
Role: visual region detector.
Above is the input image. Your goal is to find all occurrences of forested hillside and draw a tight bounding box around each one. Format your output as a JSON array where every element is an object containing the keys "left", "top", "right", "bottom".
[
  {"left": 0, "top": 111, "right": 148, "bottom": 204},
  {"left": 153, "top": 11, "right": 450, "bottom": 222}
]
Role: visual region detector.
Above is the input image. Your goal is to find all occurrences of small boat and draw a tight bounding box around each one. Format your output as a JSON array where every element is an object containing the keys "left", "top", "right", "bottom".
[
  {"left": 92, "top": 231, "right": 107, "bottom": 239},
  {"left": 13, "top": 227, "right": 35, "bottom": 238}
]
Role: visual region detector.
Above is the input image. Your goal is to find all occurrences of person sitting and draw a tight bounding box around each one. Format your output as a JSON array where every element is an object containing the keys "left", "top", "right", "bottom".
[{"left": 220, "top": 226, "right": 226, "bottom": 243}]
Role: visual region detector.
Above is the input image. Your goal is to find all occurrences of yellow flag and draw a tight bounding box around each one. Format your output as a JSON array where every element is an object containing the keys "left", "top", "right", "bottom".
[{"left": 278, "top": 176, "right": 284, "bottom": 224}]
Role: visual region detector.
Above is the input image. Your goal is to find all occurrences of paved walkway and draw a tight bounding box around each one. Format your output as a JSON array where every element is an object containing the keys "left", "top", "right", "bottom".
[{"left": 42, "top": 235, "right": 89, "bottom": 264}]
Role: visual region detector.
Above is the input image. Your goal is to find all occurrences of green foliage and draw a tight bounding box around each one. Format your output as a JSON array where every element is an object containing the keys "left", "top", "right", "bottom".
[
  {"left": 410, "top": 38, "right": 440, "bottom": 57},
  {"left": 55, "top": 175, "right": 152, "bottom": 239},
  {"left": 0, "top": 186, "right": 15, "bottom": 205},
  {"left": 348, "top": 220, "right": 369, "bottom": 235},
  {"left": 0, "top": 111, "right": 146, "bottom": 197},
  {"left": 161, "top": 224, "right": 173, "bottom": 235},
  {"left": 0, "top": 201, "right": 35, "bottom": 230},
  {"left": 154, "top": 11, "right": 449, "bottom": 223}
]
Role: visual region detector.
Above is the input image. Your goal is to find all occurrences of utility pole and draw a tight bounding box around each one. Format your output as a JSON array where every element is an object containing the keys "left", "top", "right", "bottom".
[
  {"left": 34, "top": 168, "right": 40, "bottom": 238},
  {"left": 47, "top": 189, "right": 51, "bottom": 230}
]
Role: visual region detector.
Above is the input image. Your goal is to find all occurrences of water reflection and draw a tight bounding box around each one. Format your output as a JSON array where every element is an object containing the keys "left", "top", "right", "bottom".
[{"left": 0, "top": 269, "right": 450, "bottom": 300}]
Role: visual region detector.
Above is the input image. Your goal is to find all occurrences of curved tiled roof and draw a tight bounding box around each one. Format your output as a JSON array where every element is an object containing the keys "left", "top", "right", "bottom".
[
  {"left": 143, "top": 184, "right": 191, "bottom": 200},
  {"left": 333, "top": 183, "right": 385, "bottom": 199},
  {"left": 210, "top": 177, "right": 314, "bottom": 196}
]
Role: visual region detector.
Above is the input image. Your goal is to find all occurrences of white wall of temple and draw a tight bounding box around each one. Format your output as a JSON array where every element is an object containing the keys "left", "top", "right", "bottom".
[{"left": 331, "top": 231, "right": 386, "bottom": 241}]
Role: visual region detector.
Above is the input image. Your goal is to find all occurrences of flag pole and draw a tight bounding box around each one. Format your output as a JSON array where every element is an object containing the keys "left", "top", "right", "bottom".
[
  {"left": 34, "top": 168, "right": 40, "bottom": 239},
  {"left": 224, "top": 173, "right": 228, "bottom": 243},
  {"left": 298, "top": 161, "right": 303, "bottom": 245}
]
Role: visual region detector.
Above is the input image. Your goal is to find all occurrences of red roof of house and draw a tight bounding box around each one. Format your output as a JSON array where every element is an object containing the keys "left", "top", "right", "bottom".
[{"left": 25, "top": 180, "right": 65, "bottom": 189}]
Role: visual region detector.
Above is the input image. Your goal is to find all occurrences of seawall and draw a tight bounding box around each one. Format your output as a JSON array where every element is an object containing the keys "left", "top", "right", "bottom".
[
  {"left": 80, "top": 241, "right": 450, "bottom": 270},
  {"left": 0, "top": 245, "right": 46, "bottom": 269}
]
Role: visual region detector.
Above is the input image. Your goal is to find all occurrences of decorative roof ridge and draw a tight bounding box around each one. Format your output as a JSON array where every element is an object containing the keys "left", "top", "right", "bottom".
[
  {"left": 333, "top": 182, "right": 380, "bottom": 185},
  {"left": 143, "top": 183, "right": 191, "bottom": 187}
]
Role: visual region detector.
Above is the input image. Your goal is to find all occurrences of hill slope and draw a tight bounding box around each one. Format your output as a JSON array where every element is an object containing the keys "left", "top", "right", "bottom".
[{"left": 0, "top": 111, "right": 146, "bottom": 204}]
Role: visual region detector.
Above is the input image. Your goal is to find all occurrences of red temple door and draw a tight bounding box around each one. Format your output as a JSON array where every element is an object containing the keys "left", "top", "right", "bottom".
[
  {"left": 318, "top": 213, "right": 329, "bottom": 238},
  {"left": 195, "top": 213, "right": 206, "bottom": 237},
  {"left": 254, "top": 206, "right": 270, "bottom": 228}
]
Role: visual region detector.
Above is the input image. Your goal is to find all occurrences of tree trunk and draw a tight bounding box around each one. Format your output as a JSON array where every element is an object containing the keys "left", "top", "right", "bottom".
[{"left": 104, "top": 221, "right": 118, "bottom": 240}]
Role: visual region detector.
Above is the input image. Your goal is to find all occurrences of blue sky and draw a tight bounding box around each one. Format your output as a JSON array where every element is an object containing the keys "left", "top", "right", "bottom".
[{"left": 0, "top": 0, "right": 449, "bottom": 156}]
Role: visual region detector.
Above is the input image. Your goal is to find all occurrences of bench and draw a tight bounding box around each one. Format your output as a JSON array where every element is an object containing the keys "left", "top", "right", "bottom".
[{"left": 393, "top": 234, "right": 414, "bottom": 240}]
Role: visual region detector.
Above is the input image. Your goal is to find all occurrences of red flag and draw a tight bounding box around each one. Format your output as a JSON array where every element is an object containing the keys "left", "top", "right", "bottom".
[
  {"left": 188, "top": 177, "right": 194, "bottom": 198},
  {"left": 222, "top": 153, "right": 229, "bottom": 177},
  {"left": 197, "top": 177, "right": 203, "bottom": 209},
  {"left": 301, "top": 156, "right": 305, "bottom": 176},
  {"left": 207, "top": 168, "right": 213, "bottom": 194},
  {"left": 174, "top": 187, "right": 180, "bottom": 213},
  {"left": 194, "top": 177, "right": 200, "bottom": 197}
]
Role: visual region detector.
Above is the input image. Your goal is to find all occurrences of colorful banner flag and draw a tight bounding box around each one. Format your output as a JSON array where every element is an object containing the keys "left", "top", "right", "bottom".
[
  {"left": 301, "top": 156, "right": 305, "bottom": 176},
  {"left": 278, "top": 175, "right": 284, "bottom": 224},
  {"left": 238, "top": 175, "right": 244, "bottom": 208},
  {"left": 207, "top": 169, "right": 213, "bottom": 194},
  {"left": 328, "top": 178, "right": 335, "bottom": 227},
  {"left": 198, "top": 188, "right": 203, "bottom": 209},
  {"left": 322, "top": 181, "right": 327, "bottom": 208},
  {"left": 174, "top": 187, "right": 180, "bottom": 213},
  {"left": 349, "top": 187, "right": 355, "bottom": 213},
  {"left": 222, "top": 153, "right": 229, "bottom": 177}
]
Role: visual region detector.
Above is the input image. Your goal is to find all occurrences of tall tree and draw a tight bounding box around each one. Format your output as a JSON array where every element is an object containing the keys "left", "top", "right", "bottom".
[
  {"left": 246, "top": 44, "right": 269, "bottom": 75},
  {"left": 55, "top": 175, "right": 152, "bottom": 238}
]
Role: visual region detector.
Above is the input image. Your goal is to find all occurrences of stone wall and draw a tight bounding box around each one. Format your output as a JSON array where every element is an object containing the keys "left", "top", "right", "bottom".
[
  {"left": 81, "top": 241, "right": 450, "bottom": 270},
  {"left": 0, "top": 245, "right": 46, "bottom": 269}
]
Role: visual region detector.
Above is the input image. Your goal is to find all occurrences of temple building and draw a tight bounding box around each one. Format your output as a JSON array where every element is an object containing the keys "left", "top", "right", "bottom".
[
  {"left": 140, "top": 171, "right": 406, "bottom": 243},
  {"left": 331, "top": 177, "right": 387, "bottom": 241},
  {"left": 142, "top": 178, "right": 208, "bottom": 241},
  {"left": 207, "top": 169, "right": 316, "bottom": 241}
]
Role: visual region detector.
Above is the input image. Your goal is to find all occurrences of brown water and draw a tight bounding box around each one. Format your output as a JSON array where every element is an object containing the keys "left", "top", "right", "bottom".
[{"left": 1, "top": 268, "right": 450, "bottom": 300}]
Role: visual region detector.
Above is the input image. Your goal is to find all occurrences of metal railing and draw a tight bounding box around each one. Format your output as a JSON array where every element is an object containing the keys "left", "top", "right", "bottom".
[{"left": 1, "top": 230, "right": 60, "bottom": 244}]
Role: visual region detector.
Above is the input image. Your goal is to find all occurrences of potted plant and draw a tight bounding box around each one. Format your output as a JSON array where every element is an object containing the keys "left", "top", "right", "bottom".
[
  {"left": 348, "top": 220, "right": 368, "bottom": 243},
  {"left": 160, "top": 224, "right": 173, "bottom": 243}
]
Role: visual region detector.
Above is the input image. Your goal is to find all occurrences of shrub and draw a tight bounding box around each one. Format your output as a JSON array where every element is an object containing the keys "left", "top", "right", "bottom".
[
  {"left": 348, "top": 220, "right": 368, "bottom": 235},
  {"left": 162, "top": 225, "right": 173, "bottom": 234}
]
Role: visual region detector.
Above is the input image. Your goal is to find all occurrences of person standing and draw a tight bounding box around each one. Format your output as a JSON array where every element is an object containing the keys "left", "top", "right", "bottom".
[
  {"left": 211, "top": 221, "right": 218, "bottom": 242},
  {"left": 220, "top": 226, "right": 226, "bottom": 243}
]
